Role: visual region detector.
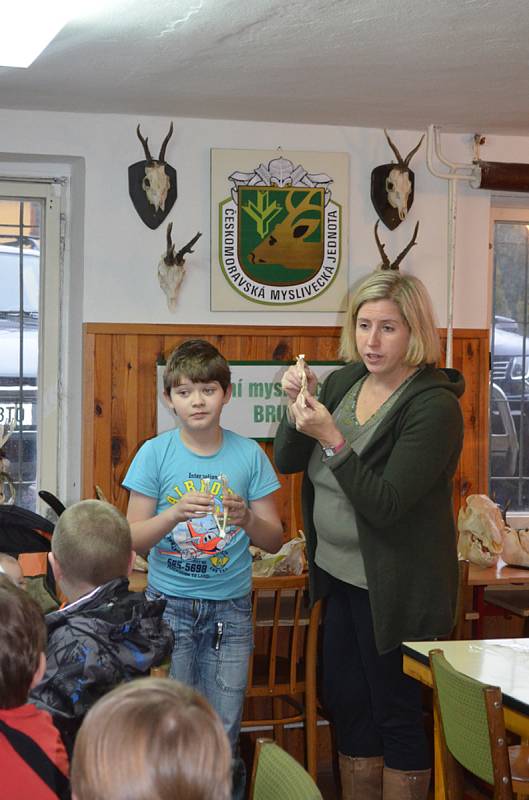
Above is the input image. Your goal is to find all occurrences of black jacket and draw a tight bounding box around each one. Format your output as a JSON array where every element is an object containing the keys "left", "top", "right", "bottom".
[
  {"left": 30, "top": 577, "right": 173, "bottom": 752},
  {"left": 274, "top": 363, "right": 465, "bottom": 653}
]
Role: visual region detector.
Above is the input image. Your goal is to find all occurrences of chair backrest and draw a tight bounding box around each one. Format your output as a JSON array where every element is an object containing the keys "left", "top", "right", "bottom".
[
  {"left": 429, "top": 648, "right": 514, "bottom": 799},
  {"left": 249, "top": 738, "right": 323, "bottom": 800},
  {"left": 247, "top": 574, "right": 320, "bottom": 697}
]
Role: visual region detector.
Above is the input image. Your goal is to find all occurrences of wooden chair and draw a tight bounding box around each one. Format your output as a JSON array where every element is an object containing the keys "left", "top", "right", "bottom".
[
  {"left": 451, "top": 559, "right": 479, "bottom": 640},
  {"left": 240, "top": 574, "right": 322, "bottom": 781},
  {"left": 249, "top": 738, "right": 322, "bottom": 800},
  {"left": 429, "top": 647, "right": 529, "bottom": 798}
]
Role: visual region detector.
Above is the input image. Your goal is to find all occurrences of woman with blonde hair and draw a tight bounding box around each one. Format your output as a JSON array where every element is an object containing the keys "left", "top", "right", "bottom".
[
  {"left": 71, "top": 677, "right": 232, "bottom": 800},
  {"left": 275, "top": 270, "right": 464, "bottom": 800}
]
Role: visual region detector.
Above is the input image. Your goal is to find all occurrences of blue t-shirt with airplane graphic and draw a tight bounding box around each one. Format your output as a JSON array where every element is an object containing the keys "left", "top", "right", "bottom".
[{"left": 123, "top": 428, "right": 280, "bottom": 599}]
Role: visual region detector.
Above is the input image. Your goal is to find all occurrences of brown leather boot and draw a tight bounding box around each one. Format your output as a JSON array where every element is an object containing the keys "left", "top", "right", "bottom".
[
  {"left": 339, "top": 753, "right": 384, "bottom": 799},
  {"left": 382, "top": 766, "right": 431, "bottom": 799}
]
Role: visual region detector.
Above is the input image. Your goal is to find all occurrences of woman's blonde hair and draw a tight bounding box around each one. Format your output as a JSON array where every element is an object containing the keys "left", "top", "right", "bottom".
[
  {"left": 71, "top": 678, "right": 232, "bottom": 800},
  {"left": 339, "top": 270, "right": 441, "bottom": 366}
]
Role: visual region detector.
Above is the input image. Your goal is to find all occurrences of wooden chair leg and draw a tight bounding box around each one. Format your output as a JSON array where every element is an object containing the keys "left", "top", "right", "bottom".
[
  {"left": 273, "top": 697, "right": 284, "bottom": 747},
  {"left": 305, "top": 646, "right": 318, "bottom": 780}
]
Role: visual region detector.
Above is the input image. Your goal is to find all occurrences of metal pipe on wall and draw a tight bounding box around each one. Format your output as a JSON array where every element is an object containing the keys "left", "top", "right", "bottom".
[{"left": 425, "top": 125, "right": 476, "bottom": 368}]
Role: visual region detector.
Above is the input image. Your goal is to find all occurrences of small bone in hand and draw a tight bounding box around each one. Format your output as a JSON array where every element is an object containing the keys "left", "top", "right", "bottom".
[{"left": 296, "top": 354, "right": 308, "bottom": 407}]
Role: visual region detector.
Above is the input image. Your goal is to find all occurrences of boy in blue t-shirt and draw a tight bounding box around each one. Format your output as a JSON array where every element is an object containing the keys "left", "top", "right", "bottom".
[{"left": 123, "top": 339, "right": 283, "bottom": 798}]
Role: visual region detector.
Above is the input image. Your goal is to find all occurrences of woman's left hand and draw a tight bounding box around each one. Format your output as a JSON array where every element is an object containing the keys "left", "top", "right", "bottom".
[{"left": 289, "top": 393, "right": 342, "bottom": 445}]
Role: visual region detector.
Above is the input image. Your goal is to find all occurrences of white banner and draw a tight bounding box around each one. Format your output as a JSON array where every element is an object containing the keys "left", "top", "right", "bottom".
[{"left": 157, "top": 361, "right": 340, "bottom": 440}]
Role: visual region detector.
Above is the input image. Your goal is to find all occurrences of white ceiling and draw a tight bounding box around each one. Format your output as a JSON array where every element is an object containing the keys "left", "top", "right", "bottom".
[{"left": 2, "top": 0, "right": 529, "bottom": 134}]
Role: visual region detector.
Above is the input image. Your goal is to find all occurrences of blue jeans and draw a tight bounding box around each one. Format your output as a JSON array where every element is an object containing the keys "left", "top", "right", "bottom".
[{"left": 145, "top": 587, "right": 253, "bottom": 797}]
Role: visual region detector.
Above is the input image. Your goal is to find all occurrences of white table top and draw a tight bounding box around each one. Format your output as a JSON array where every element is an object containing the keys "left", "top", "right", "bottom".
[{"left": 403, "top": 639, "right": 529, "bottom": 715}]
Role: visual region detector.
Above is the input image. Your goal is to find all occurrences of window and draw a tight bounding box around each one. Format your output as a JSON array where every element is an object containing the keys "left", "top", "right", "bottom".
[
  {"left": 490, "top": 208, "right": 529, "bottom": 518},
  {"left": 0, "top": 182, "right": 61, "bottom": 511}
]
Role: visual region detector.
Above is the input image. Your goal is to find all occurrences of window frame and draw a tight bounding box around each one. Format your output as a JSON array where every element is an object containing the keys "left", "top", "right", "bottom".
[
  {"left": 489, "top": 204, "right": 529, "bottom": 527},
  {"left": 0, "top": 181, "right": 62, "bottom": 506}
]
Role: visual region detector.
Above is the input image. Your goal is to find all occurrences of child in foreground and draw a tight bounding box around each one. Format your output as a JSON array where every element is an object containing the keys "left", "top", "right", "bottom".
[
  {"left": 0, "top": 576, "right": 69, "bottom": 799},
  {"left": 71, "top": 677, "right": 231, "bottom": 800},
  {"left": 30, "top": 499, "right": 173, "bottom": 754},
  {"left": 123, "top": 339, "right": 283, "bottom": 798}
]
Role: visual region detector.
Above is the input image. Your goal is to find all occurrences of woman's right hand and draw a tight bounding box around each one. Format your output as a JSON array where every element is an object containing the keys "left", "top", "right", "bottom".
[{"left": 281, "top": 364, "right": 318, "bottom": 402}]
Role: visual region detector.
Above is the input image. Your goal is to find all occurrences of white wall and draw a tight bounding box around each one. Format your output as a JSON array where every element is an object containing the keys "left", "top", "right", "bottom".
[
  {"left": 1, "top": 108, "right": 519, "bottom": 331},
  {"left": 1, "top": 108, "right": 527, "bottom": 502}
]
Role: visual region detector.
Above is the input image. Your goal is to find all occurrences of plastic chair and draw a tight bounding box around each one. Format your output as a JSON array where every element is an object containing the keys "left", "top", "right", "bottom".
[
  {"left": 429, "top": 648, "right": 529, "bottom": 798},
  {"left": 240, "top": 574, "right": 321, "bottom": 780},
  {"left": 249, "top": 738, "right": 323, "bottom": 800}
]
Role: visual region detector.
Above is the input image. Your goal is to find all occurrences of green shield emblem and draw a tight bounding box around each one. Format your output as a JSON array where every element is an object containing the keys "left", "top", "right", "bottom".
[{"left": 238, "top": 187, "right": 324, "bottom": 287}]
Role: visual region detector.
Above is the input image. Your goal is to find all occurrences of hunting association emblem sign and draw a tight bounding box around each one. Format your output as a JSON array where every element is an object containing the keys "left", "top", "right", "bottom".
[{"left": 211, "top": 149, "right": 349, "bottom": 311}]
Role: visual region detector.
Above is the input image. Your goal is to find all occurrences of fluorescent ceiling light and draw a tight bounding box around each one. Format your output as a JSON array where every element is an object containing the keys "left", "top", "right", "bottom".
[{"left": 1, "top": 0, "right": 101, "bottom": 68}]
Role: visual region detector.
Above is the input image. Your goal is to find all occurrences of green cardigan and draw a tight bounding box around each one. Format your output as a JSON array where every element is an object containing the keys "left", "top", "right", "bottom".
[{"left": 274, "top": 363, "right": 465, "bottom": 654}]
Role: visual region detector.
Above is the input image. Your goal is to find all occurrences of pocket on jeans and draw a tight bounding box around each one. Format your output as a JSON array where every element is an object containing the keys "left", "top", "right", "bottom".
[
  {"left": 228, "top": 593, "right": 252, "bottom": 615},
  {"left": 216, "top": 618, "right": 254, "bottom": 693},
  {"left": 145, "top": 586, "right": 164, "bottom": 602}
]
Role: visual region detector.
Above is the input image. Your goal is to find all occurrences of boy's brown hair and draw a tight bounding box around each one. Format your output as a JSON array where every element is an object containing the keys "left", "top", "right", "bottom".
[
  {"left": 71, "top": 677, "right": 232, "bottom": 800},
  {"left": 0, "top": 577, "right": 46, "bottom": 708},
  {"left": 163, "top": 339, "right": 231, "bottom": 394},
  {"left": 51, "top": 500, "right": 132, "bottom": 589}
]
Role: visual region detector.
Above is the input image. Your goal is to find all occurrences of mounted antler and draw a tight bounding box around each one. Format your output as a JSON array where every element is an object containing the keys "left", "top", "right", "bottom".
[
  {"left": 374, "top": 220, "right": 391, "bottom": 269},
  {"left": 164, "top": 222, "right": 176, "bottom": 265},
  {"left": 374, "top": 220, "right": 419, "bottom": 271},
  {"left": 136, "top": 124, "right": 154, "bottom": 163},
  {"left": 158, "top": 122, "right": 174, "bottom": 163},
  {"left": 384, "top": 129, "right": 425, "bottom": 167},
  {"left": 175, "top": 231, "right": 202, "bottom": 266},
  {"left": 130, "top": 122, "right": 177, "bottom": 227},
  {"left": 159, "top": 224, "right": 202, "bottom": 310},
  {"left": 136, "top": 122, "right": 174, "bottom": 164},
  {"left": 164, "top": 224, "right": 202, "bottom": 266}
]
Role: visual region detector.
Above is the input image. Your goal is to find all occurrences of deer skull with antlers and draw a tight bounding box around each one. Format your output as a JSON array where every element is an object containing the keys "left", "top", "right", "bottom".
[
  {"left": 158, "top": 223, "right": 202, "bottom": 311},
  {"left": 128, "top": 122, "right": 178, "bottom": 229},
  {"left": 371, "top": 130, "right": 424, "bottom": 230}
]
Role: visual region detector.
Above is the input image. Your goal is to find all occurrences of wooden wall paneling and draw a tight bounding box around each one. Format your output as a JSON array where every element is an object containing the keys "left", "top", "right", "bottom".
[
  {"left": 110, "top": 335, "right": 139, "bottom": 509},
  {"left": 81, "top": 331, "right": 96, "bottom": 503},
  {"left": 450, "top": 332, "right": 489, "bottom": 510},
  {"left": 83, "top": 333, "right": 113, "bottom": 503},
  {"left": 82, "top": 324, "right": 490, "bottom": 537},
  {"left": 137, "top": 334, "right": 165, "bottom": 442}
]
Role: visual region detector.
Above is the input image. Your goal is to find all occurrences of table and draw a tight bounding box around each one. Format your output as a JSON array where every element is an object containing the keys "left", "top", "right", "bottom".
[
  {"left": 468, "top": 558, "right": 529, "bottom": 588},
  {"left": 468, "top": 559, "right": 529, "bottom": 637},
  {"left": 403, "top": 638, "right": 529, "bottom": 799}
]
